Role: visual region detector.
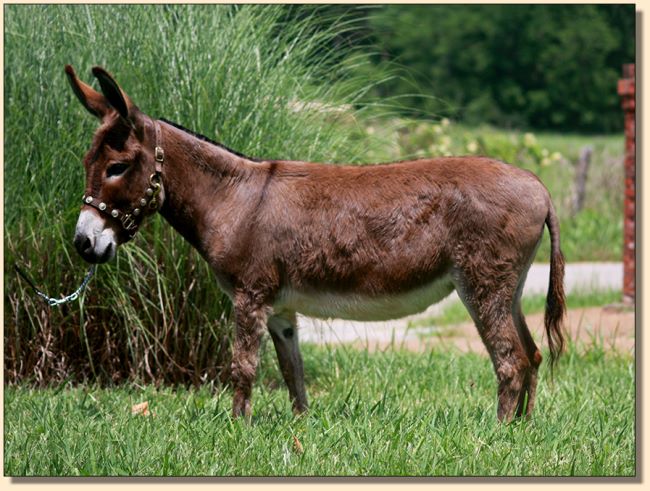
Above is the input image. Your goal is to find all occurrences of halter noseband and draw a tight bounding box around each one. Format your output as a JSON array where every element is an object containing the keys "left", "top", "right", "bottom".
[{"left": 81, "top": 119, "right": 164, "bottom": 240}]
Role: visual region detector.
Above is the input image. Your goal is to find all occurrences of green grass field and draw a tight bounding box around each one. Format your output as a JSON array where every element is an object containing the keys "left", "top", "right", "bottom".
[{"left": 4, "top": 343, "right": 635, "bottom": 477}]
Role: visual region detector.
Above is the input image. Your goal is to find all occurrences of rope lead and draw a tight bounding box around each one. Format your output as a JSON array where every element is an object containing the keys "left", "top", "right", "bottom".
[{"left": 14, "top": 263, "right": 96, "bottom": 307}]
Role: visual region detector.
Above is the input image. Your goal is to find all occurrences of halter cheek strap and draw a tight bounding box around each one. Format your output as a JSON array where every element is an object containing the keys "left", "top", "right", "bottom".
[
  {"left": 154, "top": 120, "right": 164, "bottom": 174},
  {"left": 81, "top": 119, "right": 164, "bottom": 240}
]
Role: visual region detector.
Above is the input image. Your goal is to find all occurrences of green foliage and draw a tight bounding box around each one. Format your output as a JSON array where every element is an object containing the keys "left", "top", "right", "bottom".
[
  {"left": 4, "top": 4, "right": 383, "bottom": 385},
  {"left": 360, "top": 4, "right": 634, "bottom": 132},
  {"left": 4, "top": 345, "right": 634, "bottom": 476}
]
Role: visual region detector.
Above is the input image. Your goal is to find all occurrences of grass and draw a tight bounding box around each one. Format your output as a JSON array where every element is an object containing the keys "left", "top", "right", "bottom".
[
  {"left": 4, "top": 343, "right": 635, "bottom": 476},
  {"left": 409, "top": 288, "right": 624, "bottom": 329}
]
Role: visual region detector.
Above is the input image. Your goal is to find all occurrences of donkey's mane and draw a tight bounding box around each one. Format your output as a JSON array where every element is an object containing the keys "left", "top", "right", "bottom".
[{"left": 159, "top": 118, "right": 261, "bottom": 162}]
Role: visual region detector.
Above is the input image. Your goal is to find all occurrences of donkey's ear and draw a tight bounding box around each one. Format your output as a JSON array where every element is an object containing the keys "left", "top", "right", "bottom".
[
  {"left": 65, "top": 65, "right": 109, "bottom": 118},
  {"left": 92, "top": 66, "right": 132, "bottom": 120}
]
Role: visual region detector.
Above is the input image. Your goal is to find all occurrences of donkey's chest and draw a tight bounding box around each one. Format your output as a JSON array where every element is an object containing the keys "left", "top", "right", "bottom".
[{"left": 273, "top": 274, "right": 454, "bottom": 321}]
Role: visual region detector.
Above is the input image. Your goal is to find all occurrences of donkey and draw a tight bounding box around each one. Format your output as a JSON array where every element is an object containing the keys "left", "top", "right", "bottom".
[{"left": 67, "top": 65, "right": 566, "bottom": 422}]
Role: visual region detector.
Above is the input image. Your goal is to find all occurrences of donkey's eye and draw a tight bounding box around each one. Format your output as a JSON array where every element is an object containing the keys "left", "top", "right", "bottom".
[{"left": 106, "top": 163, "right": 130, "bottom": 178}]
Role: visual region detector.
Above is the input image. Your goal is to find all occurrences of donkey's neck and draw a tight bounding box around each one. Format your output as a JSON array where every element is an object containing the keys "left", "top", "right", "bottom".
[
  {"left": 159, "top": 119, "right": 255, "bottom": 180},
  {"left": 155, "top": 119, "right": 258, "bottom": 255}
]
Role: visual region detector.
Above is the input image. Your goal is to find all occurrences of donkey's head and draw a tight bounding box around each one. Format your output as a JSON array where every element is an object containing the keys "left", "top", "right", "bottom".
[{"left": 66, "top": 66, "right": 164, "bottom": 263}]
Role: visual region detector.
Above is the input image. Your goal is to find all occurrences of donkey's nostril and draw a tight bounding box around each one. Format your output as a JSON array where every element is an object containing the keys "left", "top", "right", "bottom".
[
  {"left": 82, "top": 237, "right": 92, "bottom": 253},
  {"left": 74, "top": 233, "right": 93, "bottom": 255}
]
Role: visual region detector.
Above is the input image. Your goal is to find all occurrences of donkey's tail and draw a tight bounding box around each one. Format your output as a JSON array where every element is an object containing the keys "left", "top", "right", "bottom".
[{"left": 544, "top": 200, "right": 566, "bottom": 370}]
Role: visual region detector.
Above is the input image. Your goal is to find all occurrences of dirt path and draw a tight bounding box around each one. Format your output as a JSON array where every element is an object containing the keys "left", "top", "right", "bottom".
[
  {"left": 297, "top": 263, "right": 633, "bottom": 356},
  {"left": 340, "top": 306, "right": 635, "bottom": 356}
]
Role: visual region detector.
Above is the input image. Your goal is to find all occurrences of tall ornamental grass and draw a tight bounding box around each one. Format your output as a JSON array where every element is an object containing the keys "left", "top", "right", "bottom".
[{"left": 4, "top": 4, "right": 383, "bottom": 385}]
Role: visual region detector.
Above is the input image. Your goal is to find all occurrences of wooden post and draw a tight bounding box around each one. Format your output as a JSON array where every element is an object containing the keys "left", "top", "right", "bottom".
[
  {"left": 617, "top": 64, "right": 635, "bottom": 305},
  {"left": 571, "top": 145, "right": 592, "bottom": 217}
]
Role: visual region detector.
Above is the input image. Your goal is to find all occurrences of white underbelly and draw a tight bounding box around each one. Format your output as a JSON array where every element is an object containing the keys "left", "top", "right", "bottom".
[{"left": 274, "top": 274, "right": 455, "bottom": 321}]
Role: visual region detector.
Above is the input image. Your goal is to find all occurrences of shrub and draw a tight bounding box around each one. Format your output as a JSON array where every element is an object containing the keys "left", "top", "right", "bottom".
[{"left": 4, "top": 4, "right": 380, "bottom": 385}]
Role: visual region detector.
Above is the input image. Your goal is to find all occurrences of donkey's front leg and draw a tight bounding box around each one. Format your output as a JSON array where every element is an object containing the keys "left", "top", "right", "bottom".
[{"left": 231, "top": 291, "right": 270, "bottom": 420}]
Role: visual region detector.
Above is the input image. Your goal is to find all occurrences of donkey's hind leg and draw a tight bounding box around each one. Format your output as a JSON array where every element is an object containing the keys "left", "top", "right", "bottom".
[
  {"left": 511, "top": 239, "right": 544, "bottom": 418},
  {"left": 268, "top": 312, "right": 308, "bottom": 414},
  {"left": 484, "top": 312, "right": 531, "bottom": 422},
  {"left": 513, "top": 300, "right": 542, "bottom": 418},
  {"left": 452, "top": 269, "right": 531, "bottom": 422}
]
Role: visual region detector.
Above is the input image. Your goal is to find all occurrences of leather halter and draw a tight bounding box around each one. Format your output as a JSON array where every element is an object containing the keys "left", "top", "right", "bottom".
[{"left": 81, "top": 119, "right": 164, "bottom": 240}]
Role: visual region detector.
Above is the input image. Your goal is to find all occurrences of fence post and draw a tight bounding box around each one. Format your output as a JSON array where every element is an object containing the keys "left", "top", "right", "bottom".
[
  {"left": 617, "top": 63, "right": 635, "bottom": 305},
  {"left": 571, "top": 145, "right": 592, "bottom": 217}
]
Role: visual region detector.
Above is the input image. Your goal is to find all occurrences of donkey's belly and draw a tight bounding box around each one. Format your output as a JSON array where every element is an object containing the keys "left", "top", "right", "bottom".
[{"left": 274, "top": 274, "right": 454, "bottom": 321}]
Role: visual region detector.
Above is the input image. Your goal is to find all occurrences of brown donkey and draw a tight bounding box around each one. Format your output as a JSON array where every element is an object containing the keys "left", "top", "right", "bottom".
[{"left": 67, "top": 66, "right": 565, "bottom": 422}]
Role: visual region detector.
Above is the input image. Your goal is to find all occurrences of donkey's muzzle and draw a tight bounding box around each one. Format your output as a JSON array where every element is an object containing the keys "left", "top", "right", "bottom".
[{"left": 74, "top": 210, "right": 117, "bottom": 264}]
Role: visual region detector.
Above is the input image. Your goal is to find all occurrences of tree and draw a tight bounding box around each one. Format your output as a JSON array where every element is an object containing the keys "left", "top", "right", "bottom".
[{"left": 360, "top": 4, "right": 635, "bottom": 132}]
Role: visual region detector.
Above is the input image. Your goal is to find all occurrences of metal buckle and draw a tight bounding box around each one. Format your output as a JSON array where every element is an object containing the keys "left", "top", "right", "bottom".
[
  {"left": 121, "top": 213, "right": 137, "bottom": 232},
  {"left": 149, "top": 173, "right": 161, "bottom": 188},
  {"left": 155, "top": 146, "right": 164, "bottom": 163},
  {"left": 148, "top": 174, "right": 162, "bottom": 209}
]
